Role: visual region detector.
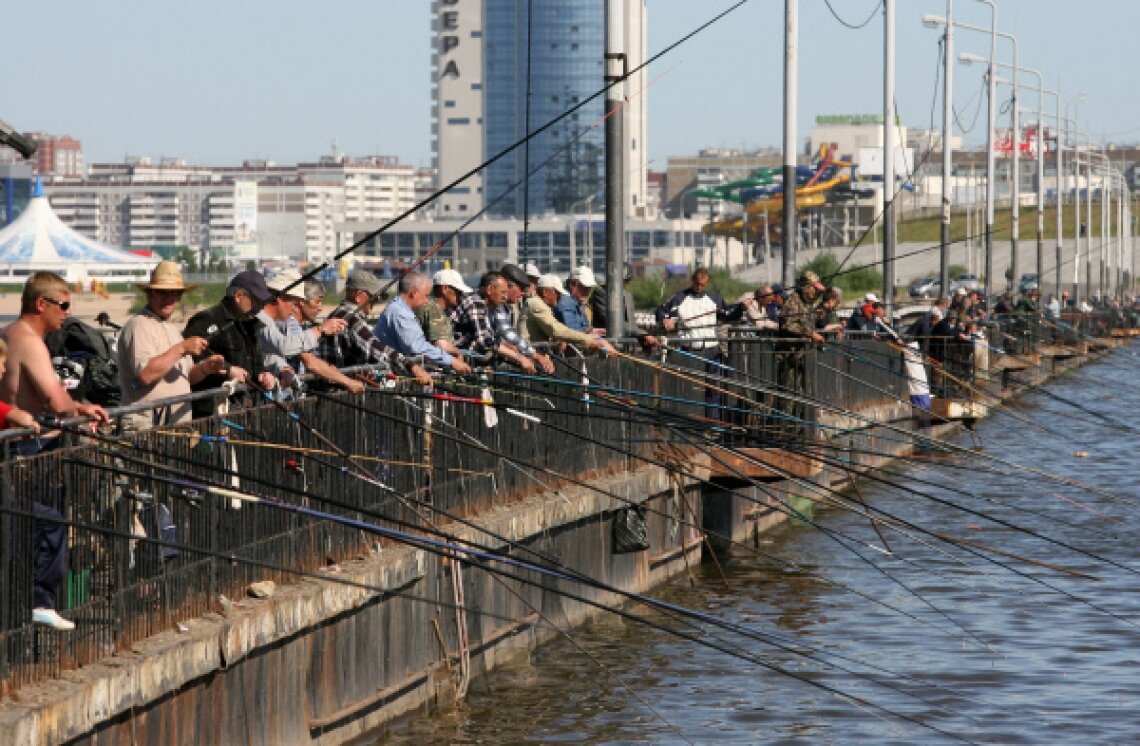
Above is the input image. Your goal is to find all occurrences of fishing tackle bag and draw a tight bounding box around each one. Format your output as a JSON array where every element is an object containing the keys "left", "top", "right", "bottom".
[{"left": 46, "top": 317, "right": 121, "bottom": 407}]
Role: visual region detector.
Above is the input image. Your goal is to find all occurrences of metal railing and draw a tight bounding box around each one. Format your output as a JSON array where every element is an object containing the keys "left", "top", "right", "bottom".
[{"left": 0, "top": 331, "right": 965, "bottom": 693}]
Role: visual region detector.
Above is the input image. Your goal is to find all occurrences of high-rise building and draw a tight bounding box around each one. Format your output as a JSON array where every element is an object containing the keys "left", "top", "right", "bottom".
[{"left": 432, "top": 0, "right": 647, "bottom": 220}]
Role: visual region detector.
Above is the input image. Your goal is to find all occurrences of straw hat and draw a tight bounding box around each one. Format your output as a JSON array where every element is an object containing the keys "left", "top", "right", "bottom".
[{"left": 136, "top": 261, "right": 196, "bottom": 292}]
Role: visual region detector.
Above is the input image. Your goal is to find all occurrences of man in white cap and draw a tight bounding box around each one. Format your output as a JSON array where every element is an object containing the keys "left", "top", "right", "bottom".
[
  {"left": 118, "top": 261, "right": 229, "bottom": 429},
  {"left": 374, "top": 272, "right": 471, "bottom": 374},
  {"left": 555, "top": 265, "right": 597, "bottom": 332},
  {"left": 526, "top": 275, "right": 613, "bottom": 353},
  {"left": 259, "top": 270, "right": 364, "bottom": 394},
  {"left": 419, "top": 269, "right": 470, "bottom": 358},
  {"left": 259, "top": 269, "right": 347, "bottom": 370}
]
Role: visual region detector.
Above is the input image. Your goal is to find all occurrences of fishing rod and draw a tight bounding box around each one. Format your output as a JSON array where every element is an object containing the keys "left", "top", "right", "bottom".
[
  {"left": 631, "top": 338, "right": 1140, "bottom": 506},
  {"left": 99, "top": 419, "right": 989, "bottom": 711},
  {"left": 529, "top": 355, "right": 1140, "bottom": 586},
  {"left": 322, "top": 383, "right": 1010, "bottom": 657},
  {"left": 62, "top": 454, "right": 978, "bottom": 733},
  {"left": 481, "top": 362, "right": 1084, "bottom": 642}
]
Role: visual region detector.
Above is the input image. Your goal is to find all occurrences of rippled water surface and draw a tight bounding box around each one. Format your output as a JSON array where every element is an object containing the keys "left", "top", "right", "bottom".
[{"left": 370, "top": 347, "right": 1140, "bottom": 744}]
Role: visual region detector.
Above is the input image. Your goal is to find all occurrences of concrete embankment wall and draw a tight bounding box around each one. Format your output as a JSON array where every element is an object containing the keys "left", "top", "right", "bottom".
[{"left": 0, "top": 457, "right": 706, "bottom": 745}]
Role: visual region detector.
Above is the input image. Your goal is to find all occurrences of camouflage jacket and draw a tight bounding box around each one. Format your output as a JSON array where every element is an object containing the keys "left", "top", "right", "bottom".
[{"left": 779, "top": 290, "right": 817, "bottom": 339}]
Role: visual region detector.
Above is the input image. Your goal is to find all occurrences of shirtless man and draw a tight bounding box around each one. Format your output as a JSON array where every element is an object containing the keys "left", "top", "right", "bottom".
[
  {"left": 0, "top": 271, "right": 109, "bottom": 444},
  {"left": 0, "top": 272, "right": 109, "bottom": 631}
]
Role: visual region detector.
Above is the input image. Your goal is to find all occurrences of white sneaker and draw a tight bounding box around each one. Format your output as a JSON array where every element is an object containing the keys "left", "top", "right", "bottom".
[{"left": 32, "top": 608, "right": 75, "bottom": 631}]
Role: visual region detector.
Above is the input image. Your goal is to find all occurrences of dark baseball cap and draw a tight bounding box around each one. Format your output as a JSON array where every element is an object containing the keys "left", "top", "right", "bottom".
[
  {"left": 500, "top": 263, "right": 531, "bottom": 289},
  {"left": 229, "top": 270, "right": 272, "bottom": 303}
]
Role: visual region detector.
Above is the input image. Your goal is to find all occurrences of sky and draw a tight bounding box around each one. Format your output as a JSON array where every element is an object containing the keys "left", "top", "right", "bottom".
[{"left": 6, "top": 1, "right": 1138, "bottom": 170}]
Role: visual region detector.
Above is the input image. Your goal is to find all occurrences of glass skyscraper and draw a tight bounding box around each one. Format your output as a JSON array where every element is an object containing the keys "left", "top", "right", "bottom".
[
  {"left": 432, "top": 0, "right": 646, "bottom": 220},
  {"left": 483, "top": 0, "right": 606, "bottom": 218}
]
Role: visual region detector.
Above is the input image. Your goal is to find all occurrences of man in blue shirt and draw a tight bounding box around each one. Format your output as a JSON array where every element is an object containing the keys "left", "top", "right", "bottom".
[
  {"left": 374, "top": 272, "right": 471, "bottom": 375},
  {"left": 555, "top": 265, "right": 595, "bottom": 332}
]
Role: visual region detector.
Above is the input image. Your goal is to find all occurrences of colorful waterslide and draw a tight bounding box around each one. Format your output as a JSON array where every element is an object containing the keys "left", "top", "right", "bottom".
[{"left": 697, "top": 145, "right": 865, "bottom": 241}]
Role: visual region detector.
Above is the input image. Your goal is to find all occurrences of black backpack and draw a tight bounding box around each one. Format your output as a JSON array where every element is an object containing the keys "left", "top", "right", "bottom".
[{"left": 46, "top": 318, "right": 121, "bottom": 407}]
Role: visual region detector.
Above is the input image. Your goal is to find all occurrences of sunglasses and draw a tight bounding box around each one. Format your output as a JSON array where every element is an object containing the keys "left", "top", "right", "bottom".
[{"left": 43, "top": 297, "right": 71, "bottom": 312}]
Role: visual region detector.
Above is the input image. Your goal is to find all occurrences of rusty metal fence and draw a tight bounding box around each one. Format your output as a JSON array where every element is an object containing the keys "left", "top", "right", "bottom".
[{"left": 0, "top": 355, "right": 703, "bottom": 692}]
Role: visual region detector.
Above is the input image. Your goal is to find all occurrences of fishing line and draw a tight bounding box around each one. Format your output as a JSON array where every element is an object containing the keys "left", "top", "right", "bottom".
[{"left": 63, "top": 451, "right": 978, "bottom": 732}]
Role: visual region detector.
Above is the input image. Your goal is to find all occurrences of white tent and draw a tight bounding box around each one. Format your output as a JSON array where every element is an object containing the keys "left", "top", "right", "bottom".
[{"left": 0, "top": 184, "right": 160, "bottom": 284}]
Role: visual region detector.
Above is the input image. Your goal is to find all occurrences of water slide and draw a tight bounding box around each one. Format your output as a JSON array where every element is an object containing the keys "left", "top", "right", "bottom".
[{"left": 697, "top": 144, "right": 866, "bottom": 240}]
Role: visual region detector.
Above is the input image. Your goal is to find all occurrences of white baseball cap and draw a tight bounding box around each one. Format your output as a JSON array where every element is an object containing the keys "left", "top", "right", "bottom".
[
  {"left": 524, "top": 262, "right": 541, "bottom": 279},
  {"left": 267, "top": 269, "right": 305, "bottom": 299},
  {"left": 432, "top": 268, "right": 474, "bottom": 294},
  {"left": 864, "top": 292, "right": 881, "bottom": 304},
  {"left": 569, "top": 265, "right": 597, "bottom": 288},
  {"left": 536, "top": 274, "right": 569, "bottom": 295}
]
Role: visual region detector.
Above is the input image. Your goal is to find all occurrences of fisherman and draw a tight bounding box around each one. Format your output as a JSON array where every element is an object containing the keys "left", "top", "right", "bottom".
[
  {"left": 500, "top": 263, "right": 536, "bottom": 340},
  {"left": 555, "top": 266, "right": 598, "bottom": 333},
  {"left": 183, "top": 270, "right": 279, "bottom": 419},
  {"left": 418, "top": 269, "right": 469, "bottom": 359},
  {"left": 117, "top": 261, "right": 228, "bottom": 429},
  {"left": 845, "top": 300, "right": 878, "bottom": 335},
  {"left": 815, "top": 288, "right": 844, "bottom": 338},
  {"left": 374, "top": 271, "right": 472, "bottom": 375},
  {"left": 656, "top": 267, "right": 746, "bottom": 416},
  {"left": 315, "top": 269, "right": 431, "bottom": 385},
  {"left": 487, "top": 269, "right": 555, "bottom": 373},
  {"left": 260, "top": 271, "right": 366, "bottom": 394},
  {"left": 527, "top": 274, "right": 614, "bottom": 353},
  {"left": 1015, "top": 287, "right": 1042, "bottom": 317},
  {"left": 450, "top": 270, "right": 548, "bottom": 374},
  {"left": 775, "top": 270, "right": 825, "bottom": 440},
  {"left": 743, "top": 284, "right": 779, "bottom": 331},
  {"left": 1044, "top": 293, "right": 1061, "bottom": 319},
  {"left": 587, "top": 264, "right": 660, "bottom": 348},
  {"left": 0, "top": 271, "right": 111, "bottom": 631},
  {"left": 256, "top": 269, "right": 347, "bottom": 367},
  {"left": 909, "top": 300, "right": 946, "bottom": 356},
  {"left": 654, "top": 267, "right": 746, "bottom": 347}
]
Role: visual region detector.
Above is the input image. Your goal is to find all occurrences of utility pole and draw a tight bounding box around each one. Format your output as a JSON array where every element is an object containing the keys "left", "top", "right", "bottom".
[
  {"left": 882, "top": 0, "right": 896, "bottom": 314},
  {"left": 603, "top": 0, "right": 626, "bottom": 339},
  {"left": 782, "top": 0, "right": 798, "bottom": 289},
  {"left": 939, "top": 0, "right": 953, "bottom": 295}
]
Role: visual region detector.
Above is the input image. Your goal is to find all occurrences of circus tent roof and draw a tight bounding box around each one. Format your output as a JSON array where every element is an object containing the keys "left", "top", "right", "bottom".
[{"left": 0, "top": 182, "right": 159, "bottom": 282}]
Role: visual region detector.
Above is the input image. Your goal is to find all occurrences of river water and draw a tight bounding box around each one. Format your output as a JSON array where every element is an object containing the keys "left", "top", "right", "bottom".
[{"left": 373, "top": 347, "right": 1139, "bottom": 744}]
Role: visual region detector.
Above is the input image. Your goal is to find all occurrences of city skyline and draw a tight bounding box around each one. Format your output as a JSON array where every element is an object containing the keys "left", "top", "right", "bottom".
[{"left": 7, "top": 1, "right": 1140, "bottom": 172}]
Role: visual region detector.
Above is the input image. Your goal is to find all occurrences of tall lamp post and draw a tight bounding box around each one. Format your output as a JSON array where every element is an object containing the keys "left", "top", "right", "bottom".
[{"left": 924, "top": 2, "right": 1000, "bottom": 295}]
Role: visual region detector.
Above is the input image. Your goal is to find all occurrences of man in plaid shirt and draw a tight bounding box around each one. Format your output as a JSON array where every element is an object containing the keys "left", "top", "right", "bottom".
[
  {"left": 450, "top": 270, "right": 546, "bottom": 373},
  {"left": 317, "top": 269, "right": 430, "bottom": 384}
]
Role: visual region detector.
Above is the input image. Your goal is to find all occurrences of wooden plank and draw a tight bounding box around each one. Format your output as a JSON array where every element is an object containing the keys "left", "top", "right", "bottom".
[{"left": 708, "top": 447, "right": 821, "bottom": 481}]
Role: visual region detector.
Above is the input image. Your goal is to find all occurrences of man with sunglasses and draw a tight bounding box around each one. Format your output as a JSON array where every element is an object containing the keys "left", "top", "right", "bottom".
[
  {"left": 0, "top": 271, "right": 110, "bottom": 434},
  {"left": 183, "top": 270, "right": 279, "bottom": 419},
  {"left": 0, "top": 271, "right": 111, "bottom": 631}
]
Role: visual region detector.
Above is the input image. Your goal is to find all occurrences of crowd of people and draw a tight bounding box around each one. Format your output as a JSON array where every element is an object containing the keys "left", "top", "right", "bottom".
[{"left": 0, "top": 261, "right": 1134, "bottom": 632}]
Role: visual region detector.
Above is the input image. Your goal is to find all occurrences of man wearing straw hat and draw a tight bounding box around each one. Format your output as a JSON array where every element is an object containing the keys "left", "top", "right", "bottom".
[{"left": 117, "top": 261, "right": 229, "bottom": 429}]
